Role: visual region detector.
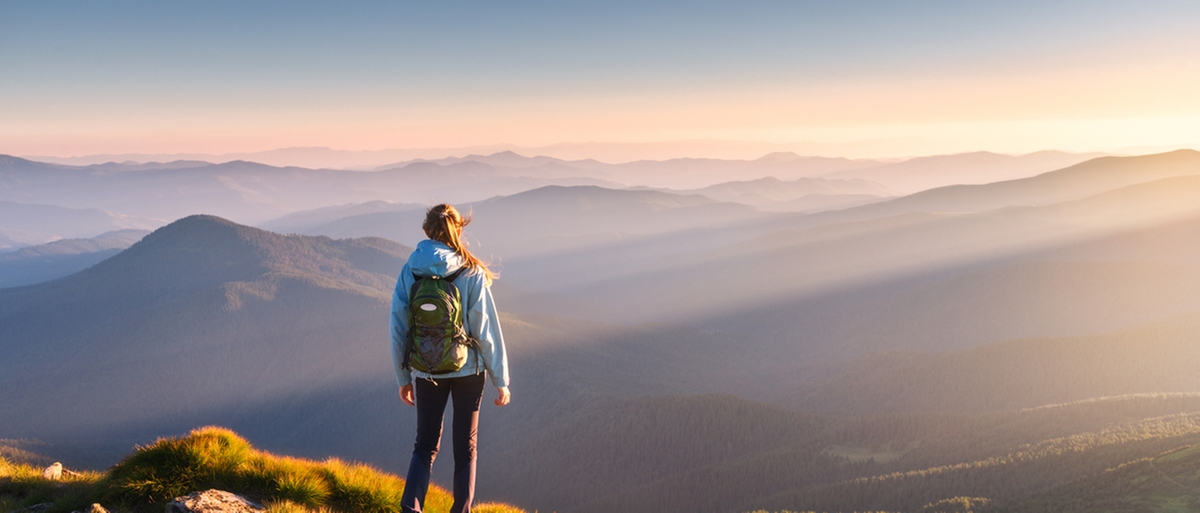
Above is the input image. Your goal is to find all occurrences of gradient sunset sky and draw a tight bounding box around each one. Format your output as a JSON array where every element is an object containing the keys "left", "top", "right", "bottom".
[{"left": 3, "top": 0, "right": 1199, "bottom": 161}]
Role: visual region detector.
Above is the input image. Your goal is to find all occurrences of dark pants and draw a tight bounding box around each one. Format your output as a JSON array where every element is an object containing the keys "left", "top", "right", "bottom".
[{"left": 400, "top": 373, "right": 486, "bottom": 513}]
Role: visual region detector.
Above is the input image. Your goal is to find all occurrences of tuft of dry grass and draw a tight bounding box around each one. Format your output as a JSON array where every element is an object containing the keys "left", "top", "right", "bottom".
[
  {"left": 1, "top": 454, "right": 106, "bottom": 513},
  {"left": 473, "top": 502, "right": 531, "bottom": 513}
]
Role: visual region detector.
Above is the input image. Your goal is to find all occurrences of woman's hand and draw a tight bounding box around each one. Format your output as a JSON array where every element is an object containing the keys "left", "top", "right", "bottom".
[
  {"left": 399, "top": 384, "right": 415, "bottom": 406},
  {"left": 494, "top": 386, "right": 511, "bottom": 407}
]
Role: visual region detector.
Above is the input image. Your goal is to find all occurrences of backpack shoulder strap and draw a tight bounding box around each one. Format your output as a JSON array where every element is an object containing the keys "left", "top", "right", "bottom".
[
  {"left": 409, "top": 267, "right": 466, "bottom": 299},
  {"left": 409, "top": 272, "right": 423, "bottom": 300},
  {"left": 444, "top": 267, "right": 466, "bottom": 282}
]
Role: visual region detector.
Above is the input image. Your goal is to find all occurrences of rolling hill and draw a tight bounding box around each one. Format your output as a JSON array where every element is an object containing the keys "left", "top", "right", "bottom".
[
  {"left": 0, "top": 215, "right": 412, "bottom": 465},
  {"left": 487, "top": 150, "right": 1199, "bottom": 301},
  {"left": 292, "top": 185, "right": 772, "bottom": 257},
  {"left": 823, "top": 150, "right": 1103, "bottom": 194},
  {"left": 503, "top": 176, "right": 1200, "bottom": 360},
  {"left": 663, "top": 176, "right": 896, "bottom": 212},
  {"left": 0, "top": 229, "right": 149, "bottom": 288},
  {"left": 997, "top": 443, "right": 1200, "bottom": 512},
  {"left": 0, "top": 155, "right": 618, "bottom": 226},
  {"left": 258, "top": 200, "right": 424, "bottom": 234},
  {"left": 0, "top": 201, "right": 160, "bottom": 249},
  {"left": 832, "top": 149, "right": 1199, "bottom": 220}
]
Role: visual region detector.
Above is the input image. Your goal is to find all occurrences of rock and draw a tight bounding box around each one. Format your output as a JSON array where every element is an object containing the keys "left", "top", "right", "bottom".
[
  {"left": 166, "top": 490, "right": 265, "bottom": 513},
  {"left": 71, "top": 504, "right": 109, "bottom": 513},
  {"left": 41, "top": 462, "right": 62, "bottom": 480},
  {"left": 12, "top": 503, "right": 53, "bottom": 513}
]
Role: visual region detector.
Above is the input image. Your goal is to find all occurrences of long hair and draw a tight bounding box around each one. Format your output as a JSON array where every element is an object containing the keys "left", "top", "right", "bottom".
[{"left": 422, "top": 203, "right": 495, "bottom": 285}]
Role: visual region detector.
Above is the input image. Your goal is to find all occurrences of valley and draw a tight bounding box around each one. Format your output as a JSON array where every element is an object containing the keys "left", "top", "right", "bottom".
[{"left": 1, "top": 150, "right": 1198, "bottom": 512}]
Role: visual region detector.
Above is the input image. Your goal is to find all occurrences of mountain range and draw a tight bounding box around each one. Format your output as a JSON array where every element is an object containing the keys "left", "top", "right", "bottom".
[
  {"left": 0, "top": 200, "right": 158, "bottom": 250},
  {"left": 1, "top": 149, "right": 1102, "bottom": 249},
  {"left": 2, "top": 149, "right": 1199, "bottom": 512}
]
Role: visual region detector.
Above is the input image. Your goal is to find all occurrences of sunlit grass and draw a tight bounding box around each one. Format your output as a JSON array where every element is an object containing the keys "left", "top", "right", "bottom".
[
  {"left": 0, "top": 454, "right": 105, "bottom": 513},
  {"left": 1, "top": 426, "right": 526, "bottom": 513}
]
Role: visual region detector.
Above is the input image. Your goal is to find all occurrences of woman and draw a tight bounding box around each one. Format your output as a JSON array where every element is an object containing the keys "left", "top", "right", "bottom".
[{"left": 390, "top": 204, "right": 510, "bottom": 513}]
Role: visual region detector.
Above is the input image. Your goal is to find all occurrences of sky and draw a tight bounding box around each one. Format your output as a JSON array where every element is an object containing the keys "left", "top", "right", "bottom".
[{"left": 3, "top": 0, "right": 1200, "bottom": 161}]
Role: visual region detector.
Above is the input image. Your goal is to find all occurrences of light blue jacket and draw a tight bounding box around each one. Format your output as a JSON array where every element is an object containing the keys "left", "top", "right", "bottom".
[{"left": 390, "top": 240, "right": 510, "bottom": 389}]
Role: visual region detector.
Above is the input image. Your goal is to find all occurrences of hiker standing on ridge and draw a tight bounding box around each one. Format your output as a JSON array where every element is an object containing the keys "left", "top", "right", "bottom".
[{"left": 391, "top": 203, "right": 511, "bottom": 513}]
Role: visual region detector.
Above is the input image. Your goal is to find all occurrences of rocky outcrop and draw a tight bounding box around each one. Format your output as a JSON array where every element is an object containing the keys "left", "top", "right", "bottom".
[
  {"left": 166, "top": 490, "right": 264, "bottom": 513},
  {"left": 41, "top": 462, "right": 62, "bottom": 480}
]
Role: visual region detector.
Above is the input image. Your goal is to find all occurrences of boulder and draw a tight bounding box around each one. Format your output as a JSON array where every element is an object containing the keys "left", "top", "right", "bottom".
[
  {"left": 166, "top": 490, "right": 264, "bottom": 513},
  {"left": 41, "top": 462, "right": 62, "bottom": 480}
]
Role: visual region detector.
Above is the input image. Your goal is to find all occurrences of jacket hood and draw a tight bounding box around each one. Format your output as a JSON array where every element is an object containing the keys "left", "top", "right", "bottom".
[{"left": 408, "top": 239, "right": 464, "bottom": 277}]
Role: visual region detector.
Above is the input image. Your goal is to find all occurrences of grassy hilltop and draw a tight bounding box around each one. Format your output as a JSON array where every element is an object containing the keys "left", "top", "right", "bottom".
[{"left": 0, "top": 427, "right": 524, "bottom": 513}]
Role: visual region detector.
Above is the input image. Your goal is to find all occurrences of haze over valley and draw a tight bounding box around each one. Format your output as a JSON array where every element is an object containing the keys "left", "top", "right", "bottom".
[{"left": 2, "top": 147, "right": 1199, "bottom": 512}]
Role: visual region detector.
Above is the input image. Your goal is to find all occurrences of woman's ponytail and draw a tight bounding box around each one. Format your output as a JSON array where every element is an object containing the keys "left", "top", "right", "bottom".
[{"left": 422, "top": 204, "right": 495, "bottom": 285}]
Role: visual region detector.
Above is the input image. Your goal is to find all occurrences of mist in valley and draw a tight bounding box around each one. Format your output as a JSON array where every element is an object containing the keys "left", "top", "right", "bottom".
[{"left": 2, "top": 147, "right": 1199, "bottom": 512}]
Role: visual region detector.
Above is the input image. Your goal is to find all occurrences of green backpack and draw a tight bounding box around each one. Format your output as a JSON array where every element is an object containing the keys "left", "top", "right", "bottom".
[{"left": 402, "top": 268, "right": 479, "bottom": 375}]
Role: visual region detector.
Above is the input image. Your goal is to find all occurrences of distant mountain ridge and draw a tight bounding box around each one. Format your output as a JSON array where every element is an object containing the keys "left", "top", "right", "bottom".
[
  {"left": 259, "top": 201, "right": 425, "bottom": 234},
  {"left": 509, "top": 156, "right": 1200, "bottom": 343},
  {"left": 0, "top": 229, "right": 149, "bottom": 288},
  {"left": 826, "top": 150, "right": 1106, "bottom": 193},
  {"left": 288, "top": 184, "right": 771, "bottom": 256},
  {"left": 0, "top": 155, "right": 620, "bottom": 226},
  {"left": 807, "top": 149, "right": 1200, "bottom": 225},
  {"left": 651, "top": 176, "right": 897, "bottom": 212},
  {"left": 3, "top": 149, "right": 1106, "bottom": 233},
  {"left": 0, "top": 201, "right": 161, "bottom": 250}
]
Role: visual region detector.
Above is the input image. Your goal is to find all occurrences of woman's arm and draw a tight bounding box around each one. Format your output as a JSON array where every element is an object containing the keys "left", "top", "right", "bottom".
[
  {"left": 465, "top": 271, "right": 510, "bottom": 391},
  {"left": 390, "top": 263, "right": 414, "bottom": 388}
]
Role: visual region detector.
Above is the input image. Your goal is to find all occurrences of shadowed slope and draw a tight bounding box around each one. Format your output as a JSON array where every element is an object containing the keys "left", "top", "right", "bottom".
[
  {"left": 528, "top": 177, "right": 1200, "bottom": 346},
  {"left": 0, "top": 216, "right": 411, "bottom": 448}
]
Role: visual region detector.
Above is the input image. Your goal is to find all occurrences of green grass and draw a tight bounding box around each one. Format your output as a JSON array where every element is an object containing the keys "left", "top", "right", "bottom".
[
  {"left": 0, "top": 454, "right": 105, "bottom": 513},
  {"left": 1156, "top": 444, "right": 1200, "bottom": 464},
  {"left": 1, "top": 426, "right": 526, "bottom": 513}
]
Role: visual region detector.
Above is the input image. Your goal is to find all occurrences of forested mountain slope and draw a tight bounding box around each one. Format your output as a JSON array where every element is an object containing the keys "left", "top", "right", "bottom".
[
  {"left": 0, "top": 216, "right": 411, "bottom": 459},
  {"left": 997, "top": 443, "right": 1200, "bottom": 512}
]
